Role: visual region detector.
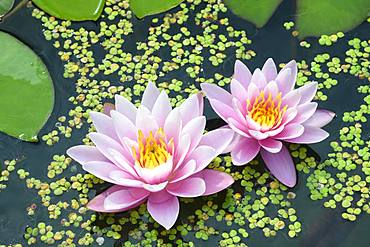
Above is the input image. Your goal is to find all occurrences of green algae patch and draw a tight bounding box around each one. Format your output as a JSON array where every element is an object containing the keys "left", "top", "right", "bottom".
[
  {"left": 32, "top": 0, "right": 105, "bottom": 21},
  {"left": 130, "top": 0, "right": 184, "bottom": 18},
  {"left": 296, "top": 0, "right": 370, "bottom": 38},
  {"left": 0, "top": 31, "right": 54, "bottom": 142}
]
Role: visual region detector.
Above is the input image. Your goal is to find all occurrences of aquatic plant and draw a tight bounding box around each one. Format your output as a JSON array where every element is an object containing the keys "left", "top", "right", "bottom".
[{"left": 201, "top": 59, "right": 335, "bottom": 187}]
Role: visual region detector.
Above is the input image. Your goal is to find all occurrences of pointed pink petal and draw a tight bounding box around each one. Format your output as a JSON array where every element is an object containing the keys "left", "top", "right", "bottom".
[
  {"left": 208, "top": 99, "right": 236, "bottom": 122},
  {"left": 167, "top": 177, "right": 206, "bottom": 197},
  {"left": 282, "top": 88, "right": 301, "bottom": 107},
  {"left": 261, "top": 145, "right": 297, "bottom": 187},
  {"left": 171, "top": 159, "right": 196, "bottom": 183},
  {"left": 90, "top": 112, "right": 118, "bottom": 141},
  {"left": 199, "top": 128, "right": 234, "bottom": 155},
  {"left": 250, "top": 68, "right": 267, "bottom": 89},
  {"left": 304, "top": 109, "right": 335, "bottom": 128},
  {"left": 262, "top": 58, "right": 277, "bottom": 82},
  {"left": 152, "top": 90, "right": 172, "bottom": 126},
  {"left": 147, "top": 191, "right": 179, "bottom": 230},
  {"left": 189, "top": 146, "right": 217, "bottom": 173},
  {"left": 164, "top": 108, "right": 182, "bottom": 146},
  {"left": 281, "top": 108, "right": 298, "bottom": 125},
  {"left": 228, "top": 117, "right": 250, "bottom": 138},
  {"left": 231, "top": 138, "right": 260, "bottom": 166},
  {"left": 135, "top": 106, "right": 159, "bottom": 136},
  {"left": 105, "top": 148, "right": 137, "bottom": 176},
  {"left": 296, "top": 81, "right": 318, "bottom": 104},
  {"left": 234, "top": 60, "right": 252, "bottom": 88},
  {"left": 143, "top": 181, "right": 168, "bottom": 192},
  {"left": 110, "top": 110, "right": 137, "bottom": 141},
  {"left": 248, "top": 129, "right": 268, "bottom": 140},
  {"left": 109, "top": 170, "right": 144, "bottom": 187},
  {"left": 274, "top": 124, "right": 304, "bottom": 140},
  {"left": 103, "top": 103, "right": 115, "bottom": 116},
  {"left": 87, "top": 185, "right": 148, "bottom": 213},
  {"left": 277, "top": 60, "right": 297, "bottom": 95},
  {"left": 115, "top": 95, "right": 137, "bottom": 122},
  {"left": 264, "top": 80, "right": 279, "bottom": 98},
  {"left": 179, "top": 93, "right": 203, "bottom": 125},
  {"left": 135, "top": 157, "right": 173, "bottom": 184},
  {"left": 259, "top": 139, "right": 282, "bottom": 153},
  {"left": 104, "top": 187, "right": 150, "bottom": 211},
  {"left": 82, "top": 161, "right": 123, "bottom": 184},
  {"left": 247, "top": 82, "right": 260, "bottom": 100},
  {"left": 141, "top": 82, "right": 160, "bottom": 110},
  {"left": 193, "top": 169, "right": 234, "bottom": 196},
  {"left": 89, "top": 132, "right": 125, "bottom": 163},
  {"left": 285, "top": 126, "right": 329, "bottom": 144},
  {"left": 67, "top": 145, "right": 108, "bottom": 165},
  {"left": 201, "top": 83, "right": 232, "bottom": 106},
  {"left": 230, "top": 79, "right": 248, "bottom": 103},
  {"left": 181, "top": 116, "right": 206, "bottom": 153},
  {"left": 174, "top": 134, "right": 191, "bottom": 169},
  {"left": 232, "top": 98, "right": 247, "bottom": 122},
  {"left": 294, "top": 102, "right": 318, "bottom": 123}
]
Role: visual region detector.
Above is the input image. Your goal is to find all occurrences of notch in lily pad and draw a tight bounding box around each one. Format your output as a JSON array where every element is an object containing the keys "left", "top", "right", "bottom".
[{"left": 0, "top": 31, "right": 54, "bottom": 142}]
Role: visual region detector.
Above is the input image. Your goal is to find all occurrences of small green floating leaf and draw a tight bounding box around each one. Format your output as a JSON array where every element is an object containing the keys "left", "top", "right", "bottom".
[
  {"left": 0, "top": 0, "right": 14, "bottom": 17},
  {"left": 130, "top": 0, "right": 184, "bottom": 18},
  {"left": 296, "top": 0, "right": 370, "bottom": 38},
  {"left": 224, "top": 0, "right": 283, "bottom": 28},
  {"left": 31, "top": 0, "right": 105, "bottom": 21},
  {"left": 0, "top": 32, "right": 54, "bottom": 142}
]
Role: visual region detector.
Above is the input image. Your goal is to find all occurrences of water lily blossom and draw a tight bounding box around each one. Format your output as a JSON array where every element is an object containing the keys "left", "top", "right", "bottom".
[
  {"left": 201, "top": 58, "right": 335, "bottom": 187},
  {"left": 67, "top": 83, "right": 234, "bottom": 230}
]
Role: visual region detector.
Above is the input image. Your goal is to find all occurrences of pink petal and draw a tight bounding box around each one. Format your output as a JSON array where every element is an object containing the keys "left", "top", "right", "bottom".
[
  {"left": 230, "top": 78, "right": 248, "bottom": 103},
  {"left": 262, "top": 58, "right": 277, "bottom": 82},
  {"left": 193, "top": 169, "right": 234, "bottom": 196},
  {"left": 247, "top": 82, "right": 260, "bottom": 100},
  {"left": 228, "top": 117, "right": 250, "bottom": 138},
  {"left": 152, "top": 90, "right": 172, "bottom": 126},
  {"left": 170, "top": 159, "right": 196, "bottom": 183},
  {"left": 103, "top": 103, "right": 115, "bottom": 116},
  {"left": 250, "top": 68, "right": 267, "bottom": 89},
  {"left": 104, "top": 187, "right": 150, "bottom": 211},
  {"left": 82, "top": 161, "right": 123, "bottom": 184},
  {"left": 264, "top": 80, "right": 279, "bottom": 98},
  {"left": 147, "top": 191, "right": 179, "bottom": 230},
  {"left": 179, "top": 93, "right": 204, "bottom": 126},
  {"left": 234, "top": 60, "right": 252, "bottom": 88},
  {"left": 143, "top": 181, "right": 169, "bottom": 192},
  {"left": 282, "top": 88, "right": 301, "bottom": 107},
  {"left": 109, "top": 170, "right": 144, "bottom": 187},
  {"left": 115, "top": 95, "right": 137, "bottom": 122},
  {"left": 164, "top": 108, "right": 182, "bottom": 146},
  {"left": 67, "top": 145, "right": 108, "bottom": 165},
  {"left": 303, "top": 109, "right": 335, "bottom": 128},
  {"left": 90, "top": 112, "right": 118, "bottom": 141},
  {"left": 296, "top": 81, "right": 318, "bottom": 104},
  {"left": 208, "top": 99, "right": 236, "bottom": 122},
  {"left": 200, "top": 83, "right": 233, "bottom": 106},
  {"left": 274, "top": 124, "right": 304, "bottom": 140},
  {"left": 277, "top": 60, "right": 297, "bottom": 95},
  {"left": 231, "top": 138, "right": 260, "bottom": 166},
  {"left": 294, "top": 102, "right": 318, "bottom": 123},
  {"left": 135, "top": 106, "right": 159, "bottom": 136},
  {"left": 89, "top": 132, "right": 126, "bottom": 164},
  {"left": 110, "top": 110, "right": 137, "bottom": 141},
  {"left": 106, "top": 148, "right": 137, "bottom": 176},
  {"left": 198, "top": 128, "right": 234, "bottom": 155},
  {"left": 285, "top": 126, "right": 329, "bottom": 144},
  {"left": 248, "top": 129, "right": 268, "bottom": 140},
  {"left": 281, "top": 108, "right": 298, "bottom": 125},
  {"left": 181, "top": 116, "right": 206, "bottom": 153},
  {"left": 232, "top": 98, "right": 247, "bottom": 122},
  {"left": 259, "top": 139, "right": 283, "bottom": 153},
  {"left": 188, "top": 146, "right": 217, "bottom": 173},
  {"left": 135, "top": 157, "right": 173, "bottom": 184},
  {"left": 260, "top": 145, "right": 297, "bottom": 187},
  {"left": 87, "top": 185, "right": 148, "bottom": 213},
  {"left": 167, "top": 177, "right": 206, "bottom": 197},
  {"left": 141, "top": 82, "right": 160, "bottom": 110},
  {"left": 174, "top": 134, "right": 191, "bottom": 169}
]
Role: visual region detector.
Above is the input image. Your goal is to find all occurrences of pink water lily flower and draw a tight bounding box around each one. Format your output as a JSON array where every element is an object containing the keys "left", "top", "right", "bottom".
[
  {"left": 67, "top": 83, "right": 234, "bottom": 230},
  {"left": 201, "top": 59, "right": 335, "bottom": 187}
]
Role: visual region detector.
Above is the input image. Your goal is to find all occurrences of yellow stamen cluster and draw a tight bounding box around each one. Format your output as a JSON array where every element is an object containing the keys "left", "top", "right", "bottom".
[
  {"left": 132, "top": 128, "right": 172, "bottom": 169},
  {"left": 247, "top": 91, "right": 287, "bottom": 129}
]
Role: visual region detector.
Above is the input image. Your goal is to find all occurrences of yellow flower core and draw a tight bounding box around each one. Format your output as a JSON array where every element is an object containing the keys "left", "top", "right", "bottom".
[
  {"left": 247, "top": 91, "right": 287, "bottom": 129},
  {"left": 132, "top": 128, "right": 172, "bottom": 169}
]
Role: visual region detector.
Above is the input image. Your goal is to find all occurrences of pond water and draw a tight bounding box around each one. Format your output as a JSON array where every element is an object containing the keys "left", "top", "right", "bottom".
[{"left": 0, "top": 0, "right": 369, "bottom": 246}]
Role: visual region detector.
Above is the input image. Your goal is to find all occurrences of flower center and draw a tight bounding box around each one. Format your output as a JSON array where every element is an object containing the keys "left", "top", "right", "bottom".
[
  {"left": 132, "top": 128, "right": 172, "bottom": 169},
  {"left": 247, "top": 91, "right": 287, "bottom": 129}
]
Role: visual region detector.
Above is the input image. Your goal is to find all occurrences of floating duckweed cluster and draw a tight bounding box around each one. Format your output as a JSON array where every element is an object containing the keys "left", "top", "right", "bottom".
[
  {"left": 0, "top": 0, "right": 369, "bottom": 246},
  {"left": 0, "top": 159, "right": 17, "bottom": 190}
]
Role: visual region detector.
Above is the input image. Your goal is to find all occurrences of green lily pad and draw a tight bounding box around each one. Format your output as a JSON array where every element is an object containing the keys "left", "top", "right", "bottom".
[
  {"left": 31, "top": 0, "right": 105, "bottom": 21},
  {"left": 130, "top": 0, "right": 184, "bottom": 18},
  {"left": 296, "top": 0, "right": 370, "bottom": 38},
  {"left": 0, "top": 32, "right": 54, "bottom": 142},
  {"left": 224, "top": 0, "right": 283, "bottom": 28},
  {"left": 0, "top": 0, "right": 14, "bottom": 17}
]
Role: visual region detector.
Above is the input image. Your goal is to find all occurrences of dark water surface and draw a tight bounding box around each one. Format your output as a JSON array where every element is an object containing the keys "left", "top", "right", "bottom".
[{"left": 0, "top": 0, "right": 369, "bottom": 246}]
